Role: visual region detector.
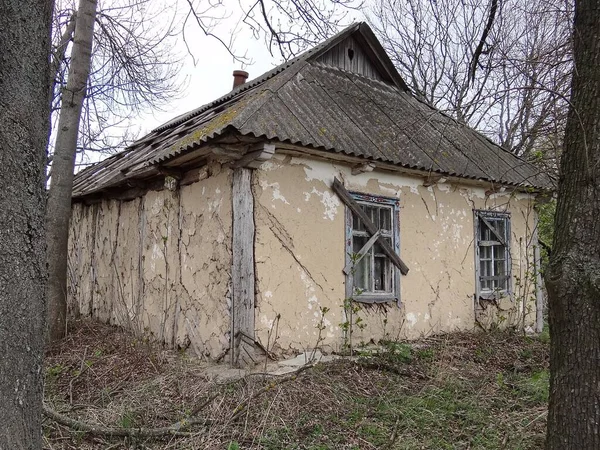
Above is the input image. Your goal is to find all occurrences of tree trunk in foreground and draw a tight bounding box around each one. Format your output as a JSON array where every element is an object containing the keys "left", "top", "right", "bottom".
[
  {"left": 0, "top": 0, "right": 53, "bottom": 447},
  {"left": 546, "top": 0, "right": 600, "bottom": 448},
  {"left": 47, "top": 0, "right": 97, "bottom": 341}
]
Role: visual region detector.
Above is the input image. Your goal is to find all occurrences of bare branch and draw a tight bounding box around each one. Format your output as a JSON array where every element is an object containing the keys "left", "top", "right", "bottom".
[{"left": 468, "top": 0, "right": 498, "bottom": 85}]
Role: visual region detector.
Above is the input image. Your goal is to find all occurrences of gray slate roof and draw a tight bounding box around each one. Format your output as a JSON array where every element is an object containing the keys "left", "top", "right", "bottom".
[{"left": 72, "top": 23, "right": 550, "bottom": 198}]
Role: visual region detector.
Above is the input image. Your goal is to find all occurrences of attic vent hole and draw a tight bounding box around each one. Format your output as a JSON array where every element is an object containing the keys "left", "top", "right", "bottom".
[{"left": 347, "top": 48, "right": 355, "bottom": 61}]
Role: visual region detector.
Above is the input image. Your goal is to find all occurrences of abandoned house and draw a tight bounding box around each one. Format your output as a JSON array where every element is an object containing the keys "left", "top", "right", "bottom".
[{"left": 68, "top": 22, "right": 550, "bottom": 365}]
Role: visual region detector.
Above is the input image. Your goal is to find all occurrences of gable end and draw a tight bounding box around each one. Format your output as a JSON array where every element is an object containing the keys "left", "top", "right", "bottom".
[{"left": 316, "top": 35, "right": 385, "bottom": 82}]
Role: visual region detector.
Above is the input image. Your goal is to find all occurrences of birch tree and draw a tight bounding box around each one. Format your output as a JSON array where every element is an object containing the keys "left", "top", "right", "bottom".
[
  {"left": 49, "top": 0, "right": 183, "bottom": 161},
  {"left": 0, "top": 0, "right": 53, "bottom": 447},
  {"left": 369, "top": 0, "right": 572, "bottom": 179},
  {"left": 46, "top": 0, "right": 187, "bottom": 340},
  {"left": 545, "top": 0, "right": 600, "bottom": 446},
  {"left": 47, "top": 0, "right": 97, "bottom": 342}
]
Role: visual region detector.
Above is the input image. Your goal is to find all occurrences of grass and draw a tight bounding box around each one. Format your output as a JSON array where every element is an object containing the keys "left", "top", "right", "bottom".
[{"left": 43, "top": 321, "right": 549, "bottom": 449}]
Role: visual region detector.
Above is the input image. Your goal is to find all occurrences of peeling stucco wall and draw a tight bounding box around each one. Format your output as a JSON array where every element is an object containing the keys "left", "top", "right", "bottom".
[
  {"left": 253, "top": 154, "right": 538, "bottom": 354},
  {"left": 69, "top": 150, "right": 539, "bottom": 359},
  {"left": 68, "top": 161, "right": 232, "bottom": 359}
]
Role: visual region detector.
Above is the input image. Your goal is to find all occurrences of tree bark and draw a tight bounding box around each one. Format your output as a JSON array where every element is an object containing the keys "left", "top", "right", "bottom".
[
  {"left": 545, "top": 0, "right": 600, "bottom": 448},
  {"left": 46, "top": 0, "right": 97, "bottom": 341},
  {"left": 0, "top": 0, "right": 53, "bottom": 447}
]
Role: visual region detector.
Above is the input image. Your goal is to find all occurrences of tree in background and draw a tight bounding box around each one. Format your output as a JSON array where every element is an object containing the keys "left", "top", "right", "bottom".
[
  {"left": 546, "top": 0, "right": 600, "bottom": 447},
  {"left": 49, "top": 0, "right": 184, "bottom": 161},
  {"left": 369, "top": 0, "right": 573, "bottom": 181},
  {"left": 0, "top": 0, "right": 53, "bottom": 447},
  {"left": 46, "top": 0, "right": 355, "bottom": 341},
  {"left": 47, "top": 0, "right": 98, "bottom": 342},
  {"left": 46, "top": 0, "right": 185, "bottom": 341}
]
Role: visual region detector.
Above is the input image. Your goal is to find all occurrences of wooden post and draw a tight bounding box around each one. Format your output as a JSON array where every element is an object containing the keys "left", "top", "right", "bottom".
[
  {"left": 532, "top": 218, "right": 544, "bottom": 333},
  {"left": 231, "top": 167, "right": 256, "bottom": 366}
]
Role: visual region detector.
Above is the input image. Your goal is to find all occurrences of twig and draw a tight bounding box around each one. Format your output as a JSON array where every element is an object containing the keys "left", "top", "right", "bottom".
[
  {"left": 44, "top": 361, "right": 316, "bottom": 439},
  {"left": 230, "top": 362, "right": 314, "bottom": 421},
  {"left": 68, "top": 351, "right": 112, "bottom": 405},
  {"left": 468, "top": 0, "right": 498, "bottom": 85},
  {"left": 69, "top": 347, "right": 88, "bottom": 405},
  {"left": 189, "top": 391, "right": 221, "bottom": 417},
  {"left": 389, "top": 416, "right": 400, "bottom": 445},
  {"left": 523, "top": 409, "right": 548, "bottom": 429},
  {"left": 43, "top": 403, "right": 209, "bottom": 438}
]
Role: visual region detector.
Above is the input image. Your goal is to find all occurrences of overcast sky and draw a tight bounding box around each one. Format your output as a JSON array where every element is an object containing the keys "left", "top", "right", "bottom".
[
  {"left": 138, "top": 29, "right": 276, "bottom": 134},
  {"left": 136, "top": 5, "right": 366, "bottom": 137}
]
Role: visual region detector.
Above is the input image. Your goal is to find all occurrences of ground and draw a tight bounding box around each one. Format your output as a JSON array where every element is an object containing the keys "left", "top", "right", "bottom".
[{"left": 43, "top": 320, "right": 549, "bottom": 449}]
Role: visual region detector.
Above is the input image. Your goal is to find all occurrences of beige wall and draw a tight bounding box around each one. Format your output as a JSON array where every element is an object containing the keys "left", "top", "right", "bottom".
[
  {"left": 253, "top": 154, "right": 538, "bottom": 354},
  {"left": 68, "top": 161, "right": 233, "bottom": 359},
  {"left": 69, "top": 150, "right": 539, "bottom": 359}
]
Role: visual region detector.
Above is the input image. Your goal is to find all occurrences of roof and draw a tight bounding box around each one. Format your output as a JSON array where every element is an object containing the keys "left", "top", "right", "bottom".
[{"left": 72, "top": 22, "right": 551, "bottom": 198}]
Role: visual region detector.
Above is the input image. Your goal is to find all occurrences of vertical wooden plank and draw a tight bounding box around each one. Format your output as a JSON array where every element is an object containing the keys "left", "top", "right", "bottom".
[
  {"left": 533, "top": 219, "right": 545, "bottom": 333},
  {"left": 231, "top": 167, "right": 256, "bottom": 366},
  {"left": 344, "top": 37, "right": 351, "bottom": 71},
  {"left": 315, "top": 35, "right": 386, "bottom": 82},
  {"left": 473, "top": 211, "right": 481, "bottom": 311}
]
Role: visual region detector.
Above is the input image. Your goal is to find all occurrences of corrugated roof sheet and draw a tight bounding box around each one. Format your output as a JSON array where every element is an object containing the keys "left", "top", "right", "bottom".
[{"left": 72, "top": 23, "right": 551, "bottom": 198}]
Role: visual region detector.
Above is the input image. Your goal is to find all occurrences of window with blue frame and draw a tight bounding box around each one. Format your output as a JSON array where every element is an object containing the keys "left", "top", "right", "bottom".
[
  {"left": 345, "top": 193, "right": 400, "bottom": 303},
  {"left": 475, "top": 210, "right": 511, "bottom": 298}
]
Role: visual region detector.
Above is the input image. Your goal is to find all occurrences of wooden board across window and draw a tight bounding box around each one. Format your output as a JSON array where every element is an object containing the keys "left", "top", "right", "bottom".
[{"left": 332, "top": 177, "right": 409, "bottom": 275}]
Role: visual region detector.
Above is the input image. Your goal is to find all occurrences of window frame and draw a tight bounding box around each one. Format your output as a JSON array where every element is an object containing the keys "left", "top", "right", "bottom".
[
  {"left": 474, "top": 209, "right": 512, "bottom": 300},
  {"left": 345, "top": 192, "right": 401, "bottom": 305}
]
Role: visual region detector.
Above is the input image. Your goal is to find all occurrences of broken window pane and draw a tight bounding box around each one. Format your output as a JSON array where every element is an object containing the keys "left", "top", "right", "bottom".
[
  {"left": 481, "top": 277, "right": 491, "bottom": 291},
  {"left": 352, "top": 213, "right": 362, "bottom": 231},
  {"left": 496, "top": 276, "right": 507, "bottom": 291},
  {"left": 354, "top": 253, "right": 371, "bottom": 292},
  {"left": 374, "top": 256, "right": 390, "bottom": 291},
  {"left": 374, "top": 237, "right": 392, "bottom": 255},
  {"left": 494, "top": 258, "right": 506, "bottom": 277},
  {"left": 380, "top": 208, "right": 391, "bottom": 232},
  {"left": 363, "top": 205, "right": 378, "bottom": 228},
  {"left": 480, "top": 245, "right": 492, "bottom": 260},
  {"left": 479, "top": 219, "right": 491, "bottom": 240},
  {"left": 481, "top": 260, "right": 492, "bottom": 287},
  {"left": 353, "top": 235, "right": 369, "bottom": 255},
  {"left": 495, "top": 220, "right": 506, "bottom": 240}
]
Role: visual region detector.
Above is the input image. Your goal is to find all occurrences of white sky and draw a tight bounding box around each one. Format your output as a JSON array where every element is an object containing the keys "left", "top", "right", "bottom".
[
  {"left": 138, "top": 30, "right": 277, "bottom": 135},
  {"left": 134, "top": 5, "right": 366, "bottom": 137}
]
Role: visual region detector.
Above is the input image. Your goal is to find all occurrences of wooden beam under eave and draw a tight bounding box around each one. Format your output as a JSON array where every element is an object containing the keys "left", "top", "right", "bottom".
[
  {"left": 422, "top": 174, "right": 444, "bottom": 187},
  {"left": 231, "top": 142, "right": 276, "bottom": 169},
  {"left": 351, "top": 162, "right": 376, "bottom": 175}
]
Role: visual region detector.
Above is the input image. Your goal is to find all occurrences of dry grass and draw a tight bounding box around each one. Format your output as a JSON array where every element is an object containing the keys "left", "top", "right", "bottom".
[{"left": 43, "top": 320, "right": 549, "bottom": 449}]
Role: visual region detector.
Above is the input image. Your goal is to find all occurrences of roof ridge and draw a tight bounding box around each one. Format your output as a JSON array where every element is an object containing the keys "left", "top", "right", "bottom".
[{"left": 152, "top": 23, "right": 369, "bottom": 134}]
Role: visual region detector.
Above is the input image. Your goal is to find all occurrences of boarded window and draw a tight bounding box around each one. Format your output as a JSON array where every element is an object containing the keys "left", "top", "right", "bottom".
[
  {"left": 475, "top": 210, "right": 511, "bottom": 298},
  {"left": 345, "top": 193, "right": 400, "bottom": 303}
]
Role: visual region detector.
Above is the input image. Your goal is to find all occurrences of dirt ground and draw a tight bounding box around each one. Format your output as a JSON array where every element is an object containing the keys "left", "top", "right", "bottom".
[{"left": 43, "top": 320, "right": 549, "bottom": 449}]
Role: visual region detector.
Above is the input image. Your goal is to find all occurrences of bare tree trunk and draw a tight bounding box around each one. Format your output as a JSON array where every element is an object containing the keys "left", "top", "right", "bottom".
[
  {"left": 47, "top": 0, "right": 97, "bottom": 341},
  {"left": 0, "top": 0, "right": 53, "bottom": 447},
  {"left": 545, "top": 0, "right": 600, "bottom": 448},
  {"left": 50, "top": 12, "right": 77, "bottom": 100}
]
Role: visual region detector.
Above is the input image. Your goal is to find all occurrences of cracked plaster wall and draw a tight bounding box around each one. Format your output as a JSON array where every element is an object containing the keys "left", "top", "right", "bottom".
[
  {"left": 68, "top": 161, "right": 232, "bottom": 359},
  {"left": 253, "top": 154, "right": 538, "bottom": 353}
]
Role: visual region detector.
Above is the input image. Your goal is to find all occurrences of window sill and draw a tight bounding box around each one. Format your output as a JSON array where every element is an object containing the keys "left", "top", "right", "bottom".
[
  {"left": 352, "top": 295, "right": 399, "bottom": 305},
  {"left": 478, "top": 290, "right": 511, "bottom": 301}
]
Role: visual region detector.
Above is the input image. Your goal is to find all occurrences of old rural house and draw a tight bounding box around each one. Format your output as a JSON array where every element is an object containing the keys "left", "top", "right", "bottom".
[{"left": 68, "top": 23, "right": 550, "bottom": 365}]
